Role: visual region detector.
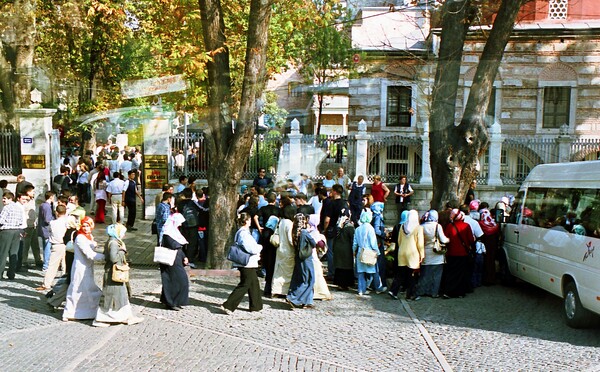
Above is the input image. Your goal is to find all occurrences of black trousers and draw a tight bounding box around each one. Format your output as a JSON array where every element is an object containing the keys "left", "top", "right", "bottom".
[
  {"left": 181, "top": 226, "right": 199, "bottom": 262},
  {"left": 223, "top": 267, "right": 263, "bottom": 312},
  {"left": 125, "top": 200, "right": 136, "bottom": 228}
]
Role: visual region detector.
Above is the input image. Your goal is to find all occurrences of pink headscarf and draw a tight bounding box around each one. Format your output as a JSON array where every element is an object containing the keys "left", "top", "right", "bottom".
[{"left": 450, "top": 209, "right": 464, "bottom": 222}]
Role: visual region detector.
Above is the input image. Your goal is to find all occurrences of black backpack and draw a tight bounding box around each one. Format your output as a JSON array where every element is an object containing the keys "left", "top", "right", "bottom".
[{"left": 181, "top": 202, "right": 200, "bottom": 227}]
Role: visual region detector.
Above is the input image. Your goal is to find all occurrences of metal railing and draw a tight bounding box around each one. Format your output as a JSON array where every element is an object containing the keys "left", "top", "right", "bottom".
[{"left": 0, "top": 129, "right": 21, "bottom": 176}]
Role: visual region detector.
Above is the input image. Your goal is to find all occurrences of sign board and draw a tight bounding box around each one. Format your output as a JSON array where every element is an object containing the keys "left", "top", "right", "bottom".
[
  {"left": 145, "top": 169, "right": 168, "bottom": 189},
  {"left": 121, "top": 75, "right": 188, "bottom": 99},
  {"left": 144, "top": 155, "right": 169, "bottom": 169},
  {"left": 22, "top": 155, "right": 46, "bottom": 169},
  {"left": 22, "top": 137, "right": 33, "bottom": 144}
]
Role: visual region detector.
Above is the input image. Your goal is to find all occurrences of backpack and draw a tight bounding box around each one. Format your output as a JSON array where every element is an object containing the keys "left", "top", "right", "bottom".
[{"left": 181, "top": 202, "right": 199, "bottom": 227}]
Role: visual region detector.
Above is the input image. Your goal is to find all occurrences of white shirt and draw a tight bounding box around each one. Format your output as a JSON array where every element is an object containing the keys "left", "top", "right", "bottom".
[
  {"left": 106, "top": 178, "right": 126, "bottom": 195},
  {"left": 49, "top": 216, "right": 69, "bottom": 245}
]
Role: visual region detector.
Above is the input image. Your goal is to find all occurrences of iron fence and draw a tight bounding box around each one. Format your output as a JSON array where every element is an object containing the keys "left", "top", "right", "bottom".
[
  {"left": 570, "top": 138, "right": 600, "bottom": 161},
  {"left": 0, "top": 129, "right": 21, "bottom": 176},
  {"left": 366, "top": 134, "right": 423, "bottom": 183}
]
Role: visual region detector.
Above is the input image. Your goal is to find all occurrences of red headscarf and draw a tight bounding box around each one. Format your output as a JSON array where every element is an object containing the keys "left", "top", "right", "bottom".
[{"left": 78, "top": 216, "right": 95, "bottom": 240}]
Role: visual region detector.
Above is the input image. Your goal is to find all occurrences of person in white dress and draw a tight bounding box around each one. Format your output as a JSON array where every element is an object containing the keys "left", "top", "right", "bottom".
[
  {"left": 63, "top": 217, "right": 105, "bottom": 321},
  {"left": 271, "top": 205, "right": 295, "bottom": 296}
]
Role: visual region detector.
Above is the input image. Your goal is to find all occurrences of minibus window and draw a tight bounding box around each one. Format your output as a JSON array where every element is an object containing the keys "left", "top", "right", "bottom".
[{"left": 508, "top": 192, "right": 524, "bottom": 224}]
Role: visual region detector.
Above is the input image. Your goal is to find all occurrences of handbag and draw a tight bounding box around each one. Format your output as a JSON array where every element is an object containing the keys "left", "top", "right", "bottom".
[
  {"left": 151, "top": 220, "right": 158, "bottom": 235},
  {"left": 111, "top": 262, "right": 130, "bottom": 283},
  {"left": 227, "top": 231, "right": 252, "bottom": 266},
  {"left": 359, "top": 234, "right": 378, "bottom": 266},
  {"left": 270, "top": 222, "right": 280, "bottom": 247},
  {"left": 154, "top": 246, "right": 178, "bottom": 266},
  {"left": 432, "top": 223, "right": 447, "bottom": 254}
]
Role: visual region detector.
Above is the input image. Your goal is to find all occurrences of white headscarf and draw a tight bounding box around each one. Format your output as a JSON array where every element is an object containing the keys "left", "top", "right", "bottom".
[
  {"left": 162, "top": 213, "right": 188, "bottom": 245},
  {"left": 403, "top": 210, "right": 420, "bottom": 235}
]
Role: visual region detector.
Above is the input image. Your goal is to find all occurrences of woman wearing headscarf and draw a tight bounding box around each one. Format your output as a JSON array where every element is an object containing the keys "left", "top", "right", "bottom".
[
  {"left": 370, "top": 202, "right": 387, "bottom": 289},
  {"left": 271, "top": 205, "right": 296, "bottom": 297},
  {"left": 388, "top": 210, "right": 409, "bottom": 299},
  {"left": 63, "top": 217, "right": 105, "bottom": 321},
  {"left": 416, "top": 210, "right": 449, "bottom": 298},
  {"left": 221, "top": 212, "right": 263, "bottom": 314},
  {"left": 332, "top": 211, "right": 355, "bottom": 290},
  {"left": 478, "top": 202, "right": 500, "bottom": 286},
  {"left": 308, "top": 214, "right": 331, "bottom": 300},
  {"left": 286, "top": 213, "right": 318, "bottom": 308},
  {"left": 442, "top": 209, "right": 475, "bottom": 298},
  {"left": 160, "top": 213, "right": 190, "bottom": 310},
  {"left": 353, "top": 210, "right": 386, "bottom": 296},
  {"left": 93, "top": 223, "right": 144, "bottom": 327},
  {"left": 397, "top": 210, "right": 425, "bottom": 300}
]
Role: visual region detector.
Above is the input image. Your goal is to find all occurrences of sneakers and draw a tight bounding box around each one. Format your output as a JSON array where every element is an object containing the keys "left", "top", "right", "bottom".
[
  {"left": 376, "top": 286, "right": 388, "bottom": 294},
  {"left": 220, "top": 305, "right": 233, "bottom": 315},
  {"left": 127, "top": 316, "right": 144, "bottom": 325},
  {"left": 388, "top": 291, "right": 399, "bottom": 300}
]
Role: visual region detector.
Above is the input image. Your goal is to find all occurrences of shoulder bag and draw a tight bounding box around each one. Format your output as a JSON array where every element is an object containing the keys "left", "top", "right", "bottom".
[
  {"left": 359, "top": 232, "right": 378, "bottom": 266},
  {"left": 432, "top": 223, "right": 447, "bottom": 254},
  {"left": 270, "top": 221, "right": 281, "bottom": 247},
  {"left": 298, "top": 232, "right": 313, "bottom": 261},
  {"left": 112, "top": 262, "right": 130, "bottom": 283},
  {"left": 227, "top": 231, "right": 252, "bottom": 266},
  {"left": 154, "top": 242, "right": 178, "bottom": 266}
]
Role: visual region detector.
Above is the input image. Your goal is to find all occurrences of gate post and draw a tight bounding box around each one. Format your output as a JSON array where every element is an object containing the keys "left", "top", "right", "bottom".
[
  {"left": 15, "top": 105, "right": 56, "bottom": 196},
  {"left": 487, "top": 122, "right": 503, "bottom": 186},
  {"left": 354, "top": 119, "right": 370, "bottom": 179},
  {"left": 143, "top": 109, "right": 175, "bottom": 219},
  {"left": 419, "top": 121, "right": 432, "bottom": 185}
]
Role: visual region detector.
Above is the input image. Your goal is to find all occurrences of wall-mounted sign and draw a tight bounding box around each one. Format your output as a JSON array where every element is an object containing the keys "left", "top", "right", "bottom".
[
  {"left": 22, "top": 155, "right": 45, "bottom": 169},
  {"left": 145, "top": 168, "right": 168, "bottom": 189},
  {"left": 121, "top": 75, "right": 188, "bottom": 99},
  {"left": 144, "top": 155, "right": 168, "bottom": 169},
  {"left": 23, "top": 137, "right": 33, "bottom": 144}
]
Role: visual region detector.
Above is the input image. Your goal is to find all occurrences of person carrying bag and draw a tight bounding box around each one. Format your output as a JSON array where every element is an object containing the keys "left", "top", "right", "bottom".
[{"left": 221, "top": 212, "right": 263, "bottom": 314}]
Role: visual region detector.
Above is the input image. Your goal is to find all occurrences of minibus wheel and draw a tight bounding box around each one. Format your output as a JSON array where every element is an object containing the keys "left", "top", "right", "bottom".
[{"left": 563, "top": 282, "right": 594, "bottom": 328}]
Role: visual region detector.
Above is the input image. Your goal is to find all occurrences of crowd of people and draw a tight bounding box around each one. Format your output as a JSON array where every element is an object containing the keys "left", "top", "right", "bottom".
[{"left": 1, "top": 159, "right": 512, "bottom": 322}]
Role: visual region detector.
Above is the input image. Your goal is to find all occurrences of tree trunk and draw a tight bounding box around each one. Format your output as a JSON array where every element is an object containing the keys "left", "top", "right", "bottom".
[
  {"left": 12, "top": 0, "right": 36, "bottom": 109},
  {"left": 199, "top": 0, "right": 272, "bottom": 268},
  {"left": 429, "top": 0, "right": 525, "bottom": 210},
  {"left": 429, "top": 0, "right": 474, "bottom": 210}
]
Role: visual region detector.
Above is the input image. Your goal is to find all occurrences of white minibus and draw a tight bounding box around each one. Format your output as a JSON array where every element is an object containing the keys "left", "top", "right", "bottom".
[{"left": 502, "top": 161, "right": 600, "bottom": 328}]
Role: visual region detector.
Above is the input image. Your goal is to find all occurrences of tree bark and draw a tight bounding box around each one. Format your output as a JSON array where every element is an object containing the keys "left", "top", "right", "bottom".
[
  {"left": 429, "top": 0, "right": 474, "bottom": 210},
  {"left": 429, "top": 0, "right": 525, "bottom": 210},
  {"left": 199, "top": 0, "right": 272, "bottom": 268}
]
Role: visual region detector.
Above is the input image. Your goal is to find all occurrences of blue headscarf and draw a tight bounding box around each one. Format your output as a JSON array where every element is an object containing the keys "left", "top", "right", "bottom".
[
  {"left": 359, "top": 209, "right": 373, "bottom": 225},
  {"left": 371, "top": 202, "right": 384, "bottom": 215},
  {"left": 107, "top": 223, "right": 127, "bottom": 243},
  {"left": 424, "top": 209, "right": 439, "bottom": 222},
  {"left": 398, "top": 210, "right": 409, "bottom": 225}
]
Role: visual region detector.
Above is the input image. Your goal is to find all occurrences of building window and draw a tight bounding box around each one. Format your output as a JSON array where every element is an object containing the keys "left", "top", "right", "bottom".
[
  {"left": 386, "top": 86, "right": 412, "bottom": 127},
  {"left": 548, "top": 0, "right": 568, "bottom": 20},
  {"left": 543, "top": 86, "right": 570, "bottom": 129}
]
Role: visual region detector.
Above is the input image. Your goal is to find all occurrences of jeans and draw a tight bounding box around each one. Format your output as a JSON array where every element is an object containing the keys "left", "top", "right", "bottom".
[
  {"left": 43, "top": 238, "right": 51, "bottom": 271},
  {"left": 197, "top": 230, "right": 208, "bottom": 263},
  {"left": 357, "top": 271, "right": 384, "bottom": 294},
  {"left": 325, "top": 236, "right": 335, "bottom": 278}
]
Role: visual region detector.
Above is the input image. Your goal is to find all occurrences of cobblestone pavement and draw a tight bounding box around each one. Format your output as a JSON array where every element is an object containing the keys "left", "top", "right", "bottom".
[{"left": 1, "top": 219, "right": 600, "bottom": 371}]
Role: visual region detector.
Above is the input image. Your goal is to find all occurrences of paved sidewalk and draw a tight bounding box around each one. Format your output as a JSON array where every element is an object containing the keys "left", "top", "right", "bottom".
[{"left": 1, "top": 218, "right": 599, "bottom": 371}]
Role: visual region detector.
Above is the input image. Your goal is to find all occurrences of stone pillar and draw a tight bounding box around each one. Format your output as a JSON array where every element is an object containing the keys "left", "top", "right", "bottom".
[
  {"left": 419, "top": 121, "right": 432, "bottom": 185},
  {"left": 15, "top": 108, "right": 57, "bottom": 197},
  {"left": 354, "top": 119, "right": 370, "bottom": 178},
  {"left": 288, "top": 118, "right": 303, "bottom": 176},
  {"left": 143, "top": 109, "right": 175, "bottom": 219},
  {"left": 487, "top": 122, "right": 503, "bottom": 186},
  {"left": 557, "top": 124, "right": 573, "bottom": 163}
]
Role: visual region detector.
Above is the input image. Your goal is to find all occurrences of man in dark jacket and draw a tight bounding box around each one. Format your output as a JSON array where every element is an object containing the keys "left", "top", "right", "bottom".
[{"left": 177, "top": 188, "right": 201, "bottom": 268}]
